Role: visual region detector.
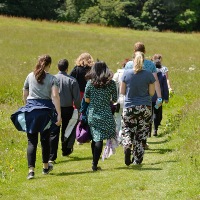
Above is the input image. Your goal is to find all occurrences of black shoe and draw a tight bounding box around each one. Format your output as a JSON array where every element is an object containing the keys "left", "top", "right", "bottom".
[
  {"left": 153, "top": 130, "right": 157, "bottom": 136},
  {"left": 27, "top": 171, "right": 34, "bottom": 180},
  {"left": 92, "top": 166, "right": 102, "bottom": 171},
  {"left": 62, "top": 148, "right": 73, "bottom": 156},
  {"left": 42, "top": 163, "right": 53, "bottom": 175},
  {"left": 124, "top": 148, "right": 131, "bottom": 166}
]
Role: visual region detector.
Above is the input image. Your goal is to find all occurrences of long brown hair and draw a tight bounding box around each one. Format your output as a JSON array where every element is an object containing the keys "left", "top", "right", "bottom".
[
  {"left": 85, "top": 61, "right": 113, "bottom": 88},
  {"left": 34, "top": 54, "right": 51, "bottom": 84}
]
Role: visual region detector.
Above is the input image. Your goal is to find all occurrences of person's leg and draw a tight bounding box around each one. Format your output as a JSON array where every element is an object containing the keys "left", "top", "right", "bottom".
[
  {"left": 49, "top": 125, "right": 60, "bottom": 162},
  {"left": 115, "top": 108, "right": 123, "bottom": 136},
  {"left": 61, "top": 107, "right": 74, "bottom": 156},
  {"left": 27, "top": 133, "right": 38, "bottom": 169},
  {"left": 27, "top": 132, "right": 38, "bottom": 179},
  {"left": 40, "top": 129, "right": 53, "bottom": 173},
  {"left": 133, "top": 106, "right": 151, "bottom": 164},
  {"left": 121, "top": 107, "right": 135, "bottom": 166},
  {"left": 153, "top": 105, "right": 161, "bottom": 136},
  {"left": 91, "top": 140, "right": 103, "bottom": 171}
]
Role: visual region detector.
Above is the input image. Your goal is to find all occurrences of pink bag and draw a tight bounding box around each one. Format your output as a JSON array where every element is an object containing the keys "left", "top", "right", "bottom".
[{"left": 76, "top": 122, "right": 91, "bottom": 143}]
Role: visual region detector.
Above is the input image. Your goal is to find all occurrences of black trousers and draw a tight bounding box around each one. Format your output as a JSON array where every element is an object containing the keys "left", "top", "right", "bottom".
[
  {"left": 27, "top": 129, "right": 50, "bottom": 168},
  {"left": 49, "top": 106, "right": 74, "bottom": 161},
  {"left": 91, "top": 140, "right": 103, "bottom": 167},
  {"left": 153, "top": 103, "right": 163, "bottom": 131}
]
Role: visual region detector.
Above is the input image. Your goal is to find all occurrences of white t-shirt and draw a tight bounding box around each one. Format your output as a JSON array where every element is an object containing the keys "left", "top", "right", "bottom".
[{"left": 113, "top": 68, "right": 125, "bottom": 107}]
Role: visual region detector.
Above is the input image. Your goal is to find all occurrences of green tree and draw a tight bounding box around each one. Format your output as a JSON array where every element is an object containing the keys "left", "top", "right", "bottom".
[
  {"left": 56, "top": 0, "right": 96, "bottom": 22},
  {"left": 79, "top": 0, "right": 133, "bottom": 27},
  {"left": 0, "top": 0, "right": 58, "bottom": 20},
  {"left": 175, "top": 9, "right": 197, "bottom": 31}
]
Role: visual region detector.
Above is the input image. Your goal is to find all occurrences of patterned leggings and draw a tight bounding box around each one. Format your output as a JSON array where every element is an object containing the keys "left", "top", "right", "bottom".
[{"left": 121, "top": 105, "right": 151, "bottom": 164}]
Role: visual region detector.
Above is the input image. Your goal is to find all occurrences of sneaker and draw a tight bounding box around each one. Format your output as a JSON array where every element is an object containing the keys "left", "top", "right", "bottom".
[
  {"left": 62, "top": 148, "right": 73, "bottom": 156},
  {"left": 153, "top": 130, "right": 157, "bottom": 136},
  {"left": 133, "top": 161, "right": 141, "bottom": 165},
  {"left": 27, "top": 171, "right": 34, "bottom": 180},
  {"left": 92, "top": 166, "right": 102, "bottom": 171},
  {"left": 124, "top": 148, "right": 131, "bottom": 166},
  {"left": 42, "top": 163, "right": 53, "bottom": 175},
  {"left": 48, "top": 160, "right": 56, "bottom": 164},
  {"left": 144, "top": 143, "right": 149, "bottom": 150}
]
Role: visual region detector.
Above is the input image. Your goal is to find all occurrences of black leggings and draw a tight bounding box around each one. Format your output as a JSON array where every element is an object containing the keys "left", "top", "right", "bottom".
[
  {"left": 91, "top": 140, "right": 103, "bottom": 167},
  {"left": 27, "top": 129, "right": 50, "bottom": 168}
]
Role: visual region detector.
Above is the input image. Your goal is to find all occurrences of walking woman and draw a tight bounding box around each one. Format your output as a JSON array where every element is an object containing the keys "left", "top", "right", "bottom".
[
  {"left": 84, "top": 61, "right": 117, "bottom": 171},
  {"left": 120, "top": 52, "right": 155, "bottom": 165},
  {"left": 11, "top": 55, "right": 61, "bottom": 179},
  {"left": 70, "top": 52, "right": 94, "bottom": 100}
]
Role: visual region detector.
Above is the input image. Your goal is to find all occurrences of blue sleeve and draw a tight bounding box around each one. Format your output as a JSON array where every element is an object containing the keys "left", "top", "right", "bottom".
[
  {"left": 150, "top": 73, "right": 156, "bottom": 84},
  {"left": 125, "top": 61, "right": 133, "bottom": 70},
  {"left": 151, "top": 63, "right": 157, "bottom": 73}
]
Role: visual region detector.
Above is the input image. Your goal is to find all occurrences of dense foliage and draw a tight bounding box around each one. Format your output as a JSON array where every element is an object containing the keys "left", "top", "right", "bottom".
[{"left": 0, "top": 0, "right": 199, "bottom": 32}]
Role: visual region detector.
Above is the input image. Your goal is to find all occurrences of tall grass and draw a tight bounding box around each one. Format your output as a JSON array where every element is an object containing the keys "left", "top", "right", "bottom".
[{"left": 0, "top": 16, "right": 200, "bottom": 200}]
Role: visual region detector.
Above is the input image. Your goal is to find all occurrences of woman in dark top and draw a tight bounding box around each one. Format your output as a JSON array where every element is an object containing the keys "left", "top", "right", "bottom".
[{"left": 70, "top": 53, "right": 94, "bottom": 99}]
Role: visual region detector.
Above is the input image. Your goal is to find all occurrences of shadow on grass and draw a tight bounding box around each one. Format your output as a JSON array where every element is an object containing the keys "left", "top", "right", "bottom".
[
  {"left": 148, "top": 160, "right": 177, "bottom": 165},
  {"left": 145, "top": 148, "right": 173, "bottom": 154},
  {"left": 148, "top": 139, "right": 169, "bottom": 144},
  {"left": 114, "top": 166, "right": 162, "bottom": 171},
  {"left": 57, "top": 156, "right": 92, "bottom": 164},
  {"left": 55, "top": 170, "right": 94, "bottom": 176}
]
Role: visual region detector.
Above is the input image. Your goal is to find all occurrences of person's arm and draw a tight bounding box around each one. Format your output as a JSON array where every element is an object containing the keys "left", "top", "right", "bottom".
[
  {"left": 149, "top": 83, "right": 155, "bottom": 96},
  {"left": 72, "top": 81, "right": 81, "bottom": 109},
  {"left": 163, "top": 75, "right": 169, "bottom": 103},
  {"left": 85, "top": 98, "right": 90, "bottom": 103},
  {"left": 165, "top": 71, "right": 173, "bottom": 91},
  {"left": 120, "top": 81, "right": 126, "bottom": 95},
  {"left": 51, "top": 86, "right": 62, "bottom": 126},
  {"left": 69, "top": 66, "right": 77, "bottom": 79},
  {"left": 153, "top": 72, "right": 162, "bottom": 98},
  {"left": 23, "top": 89, "right": 29, "bottom": 104}
]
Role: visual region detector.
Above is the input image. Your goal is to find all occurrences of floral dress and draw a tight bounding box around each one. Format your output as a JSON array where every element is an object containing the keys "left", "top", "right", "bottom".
[{"left": 84, "top": 80, "right": 117, "bottom": 142}]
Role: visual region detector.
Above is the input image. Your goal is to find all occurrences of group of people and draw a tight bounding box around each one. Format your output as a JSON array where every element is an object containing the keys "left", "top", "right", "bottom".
[{"left": 11, "top": 41, "right": 172, "bottom": 180}]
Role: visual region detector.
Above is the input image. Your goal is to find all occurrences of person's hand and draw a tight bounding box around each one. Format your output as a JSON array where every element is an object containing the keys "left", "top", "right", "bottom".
[
  {"left": 164, "top": 100, "right": 169, "bottom": 104},
  {"left": 55, "top": 114, "right": 62, "bottom": 126},
  {"left": 78, "top": 111, "right": 81, "bottom": 120},
  {"left": 169, "top": 88, "right": 174, "bottom": 97}
]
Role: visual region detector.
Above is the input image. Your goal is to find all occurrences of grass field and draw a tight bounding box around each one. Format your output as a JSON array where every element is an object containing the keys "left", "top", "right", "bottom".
[{"left": 0, "top": 16, "right": 200, "bottom": 200}]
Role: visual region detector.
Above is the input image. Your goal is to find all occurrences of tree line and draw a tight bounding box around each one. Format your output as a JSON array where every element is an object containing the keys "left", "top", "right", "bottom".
[{"left": 0, "top": 0, "right": 199, "bottom": 32}]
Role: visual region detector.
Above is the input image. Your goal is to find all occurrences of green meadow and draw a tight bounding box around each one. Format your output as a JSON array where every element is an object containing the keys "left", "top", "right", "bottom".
[{"left": 0, "top": 16, "right": 200, "bottom": 200}]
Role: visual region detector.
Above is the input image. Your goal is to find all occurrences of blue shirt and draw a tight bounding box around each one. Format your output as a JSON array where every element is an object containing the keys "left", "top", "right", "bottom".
[
  {"left": 121, "top": 69, "right": 155, "bottom": 108},
  {"left": 125, "top": 60, "right": 157, "bottom": 73}
]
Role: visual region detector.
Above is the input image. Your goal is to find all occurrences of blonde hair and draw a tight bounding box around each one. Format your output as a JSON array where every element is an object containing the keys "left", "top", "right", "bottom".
[
  {"left": 75, "top": 53, "right": 94, "bottom": 67},
  {"left": 134, "top": 51, "right": 144, "bottom": 73}
]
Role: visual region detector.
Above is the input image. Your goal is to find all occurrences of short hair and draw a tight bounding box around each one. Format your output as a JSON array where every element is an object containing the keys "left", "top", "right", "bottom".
[
  {"left": 134, "top": 42, "right": 145, "bottom": 53},
  {"left": 153, "top": 59, "right": 162, "bottom": 69},
  {"left": 152, "top": 54, "right": 162, "bottom": 61},
  {"left": 58, "top": 59, "right": 69, "bottom": 71}
]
